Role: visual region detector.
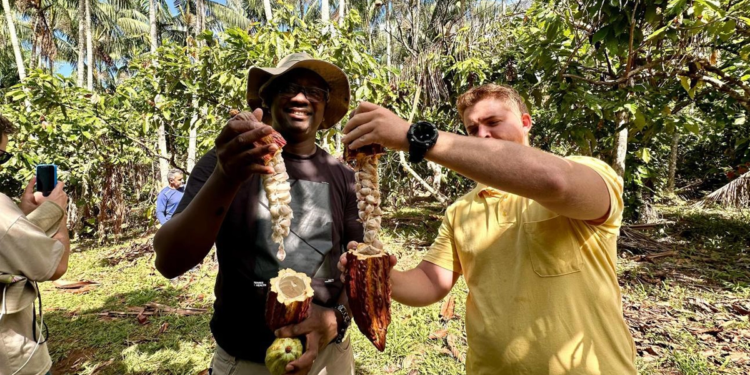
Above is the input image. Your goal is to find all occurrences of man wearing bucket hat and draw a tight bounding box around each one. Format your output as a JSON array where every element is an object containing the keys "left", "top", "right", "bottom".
[{"left": 154, "top": 53, "right": 363, "bottom": 375}]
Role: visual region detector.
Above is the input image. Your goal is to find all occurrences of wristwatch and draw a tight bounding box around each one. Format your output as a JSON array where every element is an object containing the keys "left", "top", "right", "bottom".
[
  {"left": 407, "top": 121, "right": 439, "bottom": 163},
  {"left": 332, "top": 304, "right": 351, "bottom": 344}
]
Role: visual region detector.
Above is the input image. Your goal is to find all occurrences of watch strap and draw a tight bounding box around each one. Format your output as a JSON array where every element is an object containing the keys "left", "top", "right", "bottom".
[{"left": 332, "top": 304, "right": 351, "bottom": 344}]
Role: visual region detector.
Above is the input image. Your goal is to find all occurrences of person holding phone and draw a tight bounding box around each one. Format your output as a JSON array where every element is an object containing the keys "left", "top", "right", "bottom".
[{"left": 0, "top": 114, "right": 71, "bottom": 375}]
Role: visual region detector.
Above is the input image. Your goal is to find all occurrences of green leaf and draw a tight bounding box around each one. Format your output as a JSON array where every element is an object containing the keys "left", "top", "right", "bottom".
[
  {"left": 684, "top": 121, "right": 700, "bottom": 135},
  {"left": 634, "top": 109, "right": 647, "bottom": 131},
  {"left": 591, "top": 27, "right": 609, "bottom": 45},
  {"left": 696, "top": 0, "right": 725, "bottom": 16},
  {"left": 636, "top": 148, "right": 652, "bottom": 163},
  {"left": 645, "top": 25, "right": 670, "bottom": 42},
  {"left": 679, "top": 76, "right": 691, "bottom": 93}
]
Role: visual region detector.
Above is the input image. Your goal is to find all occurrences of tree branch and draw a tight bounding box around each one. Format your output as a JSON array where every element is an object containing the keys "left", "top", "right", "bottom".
[
  {"left": 693, "top": 57, "right": 750, "bottom": 97},
  {"left": 624, "top": 0, "right": 639, "bottom": 83}
]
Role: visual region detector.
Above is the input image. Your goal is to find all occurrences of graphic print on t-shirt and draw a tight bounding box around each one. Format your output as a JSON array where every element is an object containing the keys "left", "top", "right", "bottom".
[{"left": 253, "top": 179, "right": 334, "bottom": 281}]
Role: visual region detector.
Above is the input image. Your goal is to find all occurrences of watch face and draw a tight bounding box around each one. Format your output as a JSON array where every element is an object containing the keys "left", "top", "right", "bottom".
[{"left": 414, "top": 122, "right": 438, "bottom": 143}]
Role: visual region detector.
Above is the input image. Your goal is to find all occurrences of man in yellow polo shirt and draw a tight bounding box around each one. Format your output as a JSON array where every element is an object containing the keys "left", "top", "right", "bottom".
[{"left": 339, "top": 84, "right": 636, "bottom": 374}]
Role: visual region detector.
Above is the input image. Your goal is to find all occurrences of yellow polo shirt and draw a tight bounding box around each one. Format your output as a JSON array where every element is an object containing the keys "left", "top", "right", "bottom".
[{"left": 424, "top": 156, "right": 636, "bottom": 375}]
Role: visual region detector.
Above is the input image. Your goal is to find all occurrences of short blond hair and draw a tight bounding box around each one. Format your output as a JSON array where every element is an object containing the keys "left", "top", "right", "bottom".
[{"left": 456, "top": 84, "right": 529, "bottom": 119}]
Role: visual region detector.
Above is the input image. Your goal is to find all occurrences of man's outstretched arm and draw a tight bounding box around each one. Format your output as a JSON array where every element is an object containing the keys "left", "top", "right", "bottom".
[{"left": 343, "top": 102, "right": 612, "bottom": 222}]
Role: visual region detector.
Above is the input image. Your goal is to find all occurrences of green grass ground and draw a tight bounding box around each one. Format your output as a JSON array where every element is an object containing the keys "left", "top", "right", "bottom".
[{"left": 40, "top": 204, "right": 749, "bottom": 375}]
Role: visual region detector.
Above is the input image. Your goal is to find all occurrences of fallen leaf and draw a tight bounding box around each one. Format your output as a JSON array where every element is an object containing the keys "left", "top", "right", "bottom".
[
  {"left": 728, "top": 352, "right": 749, "bottom": 364},
  {"left": 438, "top": 348, "right": 453, "bottom": 356},
  {"left": 732, "top": 304, "right": 750, "bottom": 316},
  {"left": 429, "top": 329, "right": 448, "bottom": 340},
  {"left": 53, "top": 280, "right": 99, "bottom": 289},
  {"left": 195, "top": 370, "right": 209, "bottom": 375},
  {"left": 407, "top": 370, "right": 419, "bottom": 375},
  {"left": 136, "top": 309, "right": 149, "bottom": 325},
  {"left": 643, "top": 346, "right": 660, "bottom": 356},
  {"left": 382, "top": 364, "right": 398, "bottom": 373},
  {"left": 158, "top": 322, "right": 169, "bottom": 335},
  {"left": 90, "top": 359, "right": 114, "bottom": 375},
  {"left": 402, "top": 354, "right": 416, "bottom": 369},
  {"left": 689, "top": 326, "right": 723, "bottom": 336},
  {"left": 446, "top": 334, "right": 465, "bottom": 362},
  {"left": 440, "top": 296, "right": 455, "bottom": 322}
]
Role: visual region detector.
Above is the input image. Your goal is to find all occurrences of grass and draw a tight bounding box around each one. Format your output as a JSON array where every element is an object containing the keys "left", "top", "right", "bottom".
[{"left": 39, "top": 203, "right": 750, "bottom": 374}]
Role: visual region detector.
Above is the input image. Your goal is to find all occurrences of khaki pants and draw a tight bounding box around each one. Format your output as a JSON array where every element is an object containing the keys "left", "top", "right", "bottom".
[{"left": 210, "top": 337, "right": 354, "bottom": 375}]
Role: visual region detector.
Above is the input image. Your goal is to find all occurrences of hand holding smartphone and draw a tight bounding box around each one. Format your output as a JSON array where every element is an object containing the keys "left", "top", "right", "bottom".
[{"left": 36, "top": 164, "right": 58, "bottom": 197}]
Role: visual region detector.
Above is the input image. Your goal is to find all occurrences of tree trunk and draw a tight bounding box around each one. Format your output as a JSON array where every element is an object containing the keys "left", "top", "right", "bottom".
[
  {"left": 2, "top": 0, "right": 26, "bottom": 80},
  {"left": 150, "top": 0, "right": 169, "bottom": 187},
  {"left": 386, "top": 2, "right": 391, "bottom": 69},
  {"left": 157, "top": 120, "right": 170, "bottom": 187},
  {"left": 77, "top": 0, "right": 85, "bottom": 87},
  {"left": 85, "top": 0, "right": 93, "bottom": 90},
  {"left": 187, "top": 122, "right": 197, "bottom": 173},
  {"left": 413, "top": 0, "right": 420, "bottom": 50},
  {"left": 149, "top": 0, "right": 158, "bottom": 53},
  {"left": 187, "top": 0, "right": 204, "bottom": 174},
  {"left": 612, "top": 110, "right": 629, "bottom": 177},
  {"left": 339, "top": 0, "right": 345, "bottom": 25},
  {"left": 264, "top": 0, "right": 273, "bottom": 22},
  {"left": 667, "top": 130, "right": 679, "bottom": 194},
  {"left": 322, "top": 0, "right": 329, "bottom": 22}
]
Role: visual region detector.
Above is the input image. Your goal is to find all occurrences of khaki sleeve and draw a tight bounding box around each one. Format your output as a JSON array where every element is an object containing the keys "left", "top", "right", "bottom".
[
  {"left": 423, "top": 206, "right": 462, "bottom": 274},
  {"left": 0, "top": 216, "right": 64, "bottom": 281},
  {"left": 567, "top": 156, "right": 624, "bottom": 235}
]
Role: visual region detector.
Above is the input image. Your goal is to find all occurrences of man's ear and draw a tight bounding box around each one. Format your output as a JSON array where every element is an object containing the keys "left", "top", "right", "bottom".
[{"left": 521, "top": 113, "right": 533, "bottom": 133}]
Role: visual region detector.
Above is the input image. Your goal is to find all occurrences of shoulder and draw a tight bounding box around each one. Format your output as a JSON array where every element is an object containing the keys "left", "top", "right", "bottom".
[{"left": 566, "top": 156, "right": 618, "bottom": 178}]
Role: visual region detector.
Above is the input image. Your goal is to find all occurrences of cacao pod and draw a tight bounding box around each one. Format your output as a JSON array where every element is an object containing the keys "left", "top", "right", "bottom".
[
  {"left": 265, "top": 269, "right": 314, "bottom": 331},
  {"left": 345, "top": 243, "right": 392, "bottom": 351},
  {"left": 254, "top": 129, "right": 287, "bottom": 165},
  {"left": 265, "top": 337, "right": 303, "bottom": 375},
  {"left": 344, "top": 144, "right": 385, "bottom": 162}
]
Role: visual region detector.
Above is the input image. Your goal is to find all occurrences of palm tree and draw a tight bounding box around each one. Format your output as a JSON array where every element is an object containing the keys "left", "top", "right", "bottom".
[
  {"left": 77, "top": 0, "right": 85, "bottom": 86},
  {"left": 263, "top": 0, "right": 272, "bottom": 22},
  {"left": 2, "top": 0, "right": 27, "bottom": 80}
]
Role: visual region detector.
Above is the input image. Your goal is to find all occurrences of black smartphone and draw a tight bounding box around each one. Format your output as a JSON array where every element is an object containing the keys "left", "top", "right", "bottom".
[{"left": 36, "top": 164, "right": 58, "bottom": 197}]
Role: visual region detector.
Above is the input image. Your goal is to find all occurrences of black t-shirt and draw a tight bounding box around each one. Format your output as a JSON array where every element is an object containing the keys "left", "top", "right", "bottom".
[{"left": 175, "top": 147, "right": 363, "bottom": 362}]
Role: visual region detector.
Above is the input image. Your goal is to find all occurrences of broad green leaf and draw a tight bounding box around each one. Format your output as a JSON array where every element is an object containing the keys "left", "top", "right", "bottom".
[
  {"left": 696, "top": 0, "right": 725, "bottom": 17},
  {"left": 636, "top": 148, "right": 652, "bottom": 163},
  {"left": 591, "top": 27, "right": 608, "bottom": 45},
  {"left": 645, "top": 25, "right": 670, "bottom": 42},
  {"left": 634, "top": 109, "right": 647, "bottom": 131},
  {"left": 679, "top": 76, "right": 691, "bottom": 93},
  {"left": 684, "top": 121, "right": 700, "bottom": 135}
]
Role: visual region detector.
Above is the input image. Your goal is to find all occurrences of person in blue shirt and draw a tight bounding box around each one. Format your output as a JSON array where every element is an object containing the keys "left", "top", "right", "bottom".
[{"left": 156, "top": 169, "right": 185, "bottom": 225}]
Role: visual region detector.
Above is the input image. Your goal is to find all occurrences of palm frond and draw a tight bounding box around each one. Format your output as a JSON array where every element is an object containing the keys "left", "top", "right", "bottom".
[{"left": 696, "top": 173, "right": 750, "bottom": 208}]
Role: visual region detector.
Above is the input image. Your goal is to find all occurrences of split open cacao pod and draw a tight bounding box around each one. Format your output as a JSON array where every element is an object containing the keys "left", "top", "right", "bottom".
[
  {"left": 345, "top": 243, "right": 392, "bottom": 352},
  {"left": 265, "top": 269, "right": 314, "bottom": 332}
]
